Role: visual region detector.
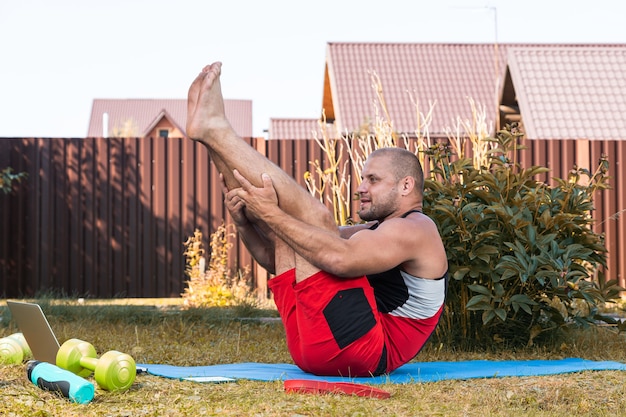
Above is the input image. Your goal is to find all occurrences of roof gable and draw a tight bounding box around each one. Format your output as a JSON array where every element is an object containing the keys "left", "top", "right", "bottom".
[
  {"left": 142, "top": 109, "right": 184, "bottom": 137},
  {"left": 87, "top": 98, "right": 253, "bottom": 138},
  {"left": 324, "top": 42, "right": 509, "bottom": 137}
]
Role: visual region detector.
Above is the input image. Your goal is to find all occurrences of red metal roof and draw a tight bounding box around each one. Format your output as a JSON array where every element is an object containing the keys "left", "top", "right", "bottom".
[
  {"left": 268, "top": 118, "right": 336, "bottom": 140},
  {"left": 87, "top": 98, "right": 253, "bottom": 138},
  {"left": 506, "top": 46, "right": 626, "bottom": 140},
  {"left": 323, "top": 42, "right": 626, "bottom": 140}
]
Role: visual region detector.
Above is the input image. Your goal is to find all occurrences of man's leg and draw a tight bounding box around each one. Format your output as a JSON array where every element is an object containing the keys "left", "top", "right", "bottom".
[
  {"left": 270, "top": 234, "right": 385, "bottom": 377},
  {"left": 270, "top": 252, "right": 386, "bottom": 376},
  {"left": 187, "top": 64, "right": 337, "bottom": 281},
  {"left": 268, "top": 207, "right": 384, "bottom": 376},
  {"left": 186, "top": 65, "right": 385, "bottom": 376},
  {"left": 186, "top": 62, "right": 336, "bottom": 230}
]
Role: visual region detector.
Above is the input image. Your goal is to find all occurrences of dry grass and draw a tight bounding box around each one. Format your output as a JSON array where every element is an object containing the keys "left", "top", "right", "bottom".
[{"left": 2, "top": 300, "right": 626, "bottom": 416}]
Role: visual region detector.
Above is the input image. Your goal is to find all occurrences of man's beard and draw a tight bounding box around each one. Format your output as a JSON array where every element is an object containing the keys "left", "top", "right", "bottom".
[
  {"left": 357, "top": 193, "right": 398, "bottom": 222},
  {"left": 357, "top": 206, "right": 380, "bottom": 222}
]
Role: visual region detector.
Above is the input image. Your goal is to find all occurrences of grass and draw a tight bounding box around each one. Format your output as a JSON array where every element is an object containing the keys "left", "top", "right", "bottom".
[{"left": 2, "top": 299, "right": 626, "bottom": 416}]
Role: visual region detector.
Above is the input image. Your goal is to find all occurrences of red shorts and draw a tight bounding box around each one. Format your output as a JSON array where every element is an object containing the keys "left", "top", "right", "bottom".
[{"left": 268, "top": 269, "right": 386, "bottom": 377}]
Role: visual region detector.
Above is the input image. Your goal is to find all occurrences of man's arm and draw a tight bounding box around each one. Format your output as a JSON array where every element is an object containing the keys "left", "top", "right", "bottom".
[
  {"left": 233, "top": 171, "right": 444, "bottom": 278},
  {"left": 233, "top": 220, "right": 276, "bottom": 274},
  {"left": 221, "top": 174, "right": 276, "bottom": 274},
  {"left": 260, "top": 208, "right": 422, "bottom": 277},
  {"left": 339, "top": 222, "right": 377, "bottom": 239}
]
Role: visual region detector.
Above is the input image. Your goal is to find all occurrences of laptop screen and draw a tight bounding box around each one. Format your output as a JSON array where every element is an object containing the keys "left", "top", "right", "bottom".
[{"left": 6, "top": 301, "right": 61, "bottom": 364}]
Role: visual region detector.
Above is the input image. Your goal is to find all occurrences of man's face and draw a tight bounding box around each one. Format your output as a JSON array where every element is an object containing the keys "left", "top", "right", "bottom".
[{"left": 356, "top": 155, "right": 400, "bottom": 222}]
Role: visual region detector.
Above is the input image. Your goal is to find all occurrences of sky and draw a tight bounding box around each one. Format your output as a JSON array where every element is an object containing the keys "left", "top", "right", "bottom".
[{"left": 1, "top": 0, "right": 625, "bottom": 138}]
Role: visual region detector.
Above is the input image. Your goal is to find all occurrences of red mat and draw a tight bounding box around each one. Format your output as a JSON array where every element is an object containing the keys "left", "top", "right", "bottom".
[{"left": 284, "top": 379, "right": 391, "bottom": 399}]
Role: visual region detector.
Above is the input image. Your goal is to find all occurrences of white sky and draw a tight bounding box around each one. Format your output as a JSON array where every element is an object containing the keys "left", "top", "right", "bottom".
[{"left": 1, "top": 0, "right": 625, "bottom": 138}]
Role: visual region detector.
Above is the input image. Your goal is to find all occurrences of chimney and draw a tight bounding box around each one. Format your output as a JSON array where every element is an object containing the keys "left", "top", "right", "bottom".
[{"left": 103, "top": 113, "right": 109, "bottom": 138}]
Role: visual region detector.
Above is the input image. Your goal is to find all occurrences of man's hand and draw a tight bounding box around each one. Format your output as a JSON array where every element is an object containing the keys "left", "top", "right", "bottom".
[
  {"left": 233, "top": 169, "right": 279, "bottom": 220},
  {"left": 220, "top": 173, "right": 249, "bottom": 227},
  {"left": 221, "top": 173, "right": 277, "bottom": 274}
]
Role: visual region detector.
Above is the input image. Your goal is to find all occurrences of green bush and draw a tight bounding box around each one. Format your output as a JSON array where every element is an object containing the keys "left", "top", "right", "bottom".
[
  {"left": 423, "top": 124, "right": 622, "bottom": 348},
  {"left": 0, "top": 167, "right": 27, "bottom": 194}
]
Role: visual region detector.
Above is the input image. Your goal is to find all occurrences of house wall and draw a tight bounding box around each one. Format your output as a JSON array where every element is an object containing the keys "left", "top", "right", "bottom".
[{"left": 145, "top": 119, "right": 184, "bottom": 139}]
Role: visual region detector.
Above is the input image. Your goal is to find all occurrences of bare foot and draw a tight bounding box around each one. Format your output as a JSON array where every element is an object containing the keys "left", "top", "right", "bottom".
[{"left": 186, "top": 62, "right": 233, "bottom": 143}]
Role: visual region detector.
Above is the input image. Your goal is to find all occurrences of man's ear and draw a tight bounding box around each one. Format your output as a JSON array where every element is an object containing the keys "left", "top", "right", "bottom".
[{"left": 400, "top": 176, "right": 415, "bottom": 195}]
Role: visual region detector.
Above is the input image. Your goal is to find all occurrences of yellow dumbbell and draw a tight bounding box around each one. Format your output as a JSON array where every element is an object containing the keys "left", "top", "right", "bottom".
[
  {"left": 0, "top": 333, "right": 31, "bottom": 364},
  {"left": 56, "top": 338, "right": 136, "bottom": 391}
]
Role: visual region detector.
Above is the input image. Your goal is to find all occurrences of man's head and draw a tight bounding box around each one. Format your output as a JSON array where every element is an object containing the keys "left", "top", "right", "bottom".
[
  {"left": 356, "top": 147, "right": 424, "bottom": 222},
  {"left": 369, "top": 148, "right": 424, "bottom": 193}
]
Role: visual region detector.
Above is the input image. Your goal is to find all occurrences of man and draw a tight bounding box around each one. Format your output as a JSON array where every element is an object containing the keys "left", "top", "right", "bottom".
[{"left": 187, "top": 62, "right": 448, "bottom": 377}]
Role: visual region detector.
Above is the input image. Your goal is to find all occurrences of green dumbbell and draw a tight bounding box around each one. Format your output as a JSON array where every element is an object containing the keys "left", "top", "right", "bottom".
[
  {"left": 0, "top": 333, "right": 32, "bottom": 364},
  {"left": 56, "top": 338, "right": 136, "bottom": 392}
]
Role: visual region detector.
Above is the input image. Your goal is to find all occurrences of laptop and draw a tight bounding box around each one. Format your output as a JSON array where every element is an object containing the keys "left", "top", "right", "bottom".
[{"left": 6, "top": 300, "right": 61, "bottom": 364}]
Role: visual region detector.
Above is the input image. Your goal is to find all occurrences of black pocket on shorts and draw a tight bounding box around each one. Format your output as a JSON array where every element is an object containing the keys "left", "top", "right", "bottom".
[{"left": 322, "top": 288, "right": 377, "bottom": 349}]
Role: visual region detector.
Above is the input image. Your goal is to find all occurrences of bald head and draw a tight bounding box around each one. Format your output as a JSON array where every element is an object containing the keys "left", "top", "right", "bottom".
[{"left": 368, "top": 148, "right": 424, "bottom": 195}]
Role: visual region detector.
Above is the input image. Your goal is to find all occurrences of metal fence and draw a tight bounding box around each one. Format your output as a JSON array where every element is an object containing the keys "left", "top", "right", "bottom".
[{"left": 0, "top": 137, "right": 624, "bottom": 298}]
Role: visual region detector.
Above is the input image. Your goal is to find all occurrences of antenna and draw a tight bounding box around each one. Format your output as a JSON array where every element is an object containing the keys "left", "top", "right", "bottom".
[
  {"left": 450, "top": 3, "right": 499, "bottom": 42},
  {"left": 451, "top": 4, "right": 501, "bottom": 131},
  {"left": 487, "top": 5, "right": 501, "bottom": 131}
]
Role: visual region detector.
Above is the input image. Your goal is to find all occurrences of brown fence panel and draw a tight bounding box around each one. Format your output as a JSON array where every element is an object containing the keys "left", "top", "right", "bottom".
[
  {"left": 592, "top": 140, "right": 623, "bottom": 287},
  {"left": 0, "top": 136, "right": 624, "bottom": 297},
  {"left": 0, "top": 137, "right": 235, "bottom": 298},
  {"left": 617, "top": 141, "right": 626, "bottom": 289}
]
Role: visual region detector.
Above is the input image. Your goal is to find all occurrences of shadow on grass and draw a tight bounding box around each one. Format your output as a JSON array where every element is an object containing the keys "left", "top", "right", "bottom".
[{"left": 1, "top": 297, "right": 279, "bottom": 328}]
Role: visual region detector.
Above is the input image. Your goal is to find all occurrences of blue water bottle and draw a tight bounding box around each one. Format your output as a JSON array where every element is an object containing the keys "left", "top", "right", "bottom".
[{"left": 26, "top": 360, "right": 95, "bottom": 404}]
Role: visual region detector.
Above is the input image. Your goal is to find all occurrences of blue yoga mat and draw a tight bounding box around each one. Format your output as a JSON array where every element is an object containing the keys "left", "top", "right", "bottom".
[{"left": 137, "top": 358, "right": 626, "bottom": 384}]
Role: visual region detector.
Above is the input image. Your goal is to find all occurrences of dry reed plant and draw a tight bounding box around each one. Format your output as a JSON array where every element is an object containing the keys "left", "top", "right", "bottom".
[
  {"left": 304, "top": 70, "right": 452, "bottom": 224},
  {"left": 304, "top": 114, "right": 353, "bottom": 226},
  {"left": 444, "top": 97, "right": 494, "bottom": 171},
  {"left": 406, "top": 89, "right": 436, "bottom": 170},
  {"left": 182, "top": 226, "right": 252, "bottom": 308},
  {"left": 343, "top": 71, "right": 401, "bottom": 183}
]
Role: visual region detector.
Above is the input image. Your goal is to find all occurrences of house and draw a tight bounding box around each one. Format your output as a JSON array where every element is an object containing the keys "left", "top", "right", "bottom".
[
  {"left": 87, "top": 98, "right": 253, "bottom": 139},
  {"left": 266, "top": 42, "right": 626, "bottom": 291},
  {"left": 84, "top": 43, "right": 626, "bottom": 292},
  {"left": 88, "top": 44, "right": 626, "bottom": 143},
  {"left": 269, "top": 42, "right": 626, "bottom": 141}
]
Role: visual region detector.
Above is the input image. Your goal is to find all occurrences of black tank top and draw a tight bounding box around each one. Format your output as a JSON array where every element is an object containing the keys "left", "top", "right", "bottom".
[
  {"left": 368, "top": 209, "right": 421, "bottom": 231},
  {"left": 365, "top": 209, "right": 447, "bottom": 315}
]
